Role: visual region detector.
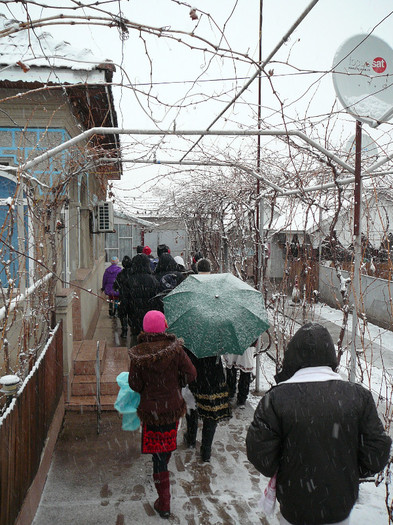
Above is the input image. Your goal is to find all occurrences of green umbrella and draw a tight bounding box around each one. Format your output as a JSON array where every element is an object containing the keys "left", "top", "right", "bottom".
[{"left": 163, "top": 273, "right": 269, "bottom": 358}]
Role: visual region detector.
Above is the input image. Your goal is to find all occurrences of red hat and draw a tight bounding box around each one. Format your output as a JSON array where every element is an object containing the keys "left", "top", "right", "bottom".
[
  {"left": 142, "top": 246, "right": 152, "bottom": 256},
  {"left": 143, "top": 310, "right": 168, "bottom": 333}
]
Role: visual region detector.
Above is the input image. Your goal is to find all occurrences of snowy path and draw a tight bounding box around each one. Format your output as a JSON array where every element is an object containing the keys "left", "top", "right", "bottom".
[{"left": 32, "top": 302, "right": 392, "bottom": 525}]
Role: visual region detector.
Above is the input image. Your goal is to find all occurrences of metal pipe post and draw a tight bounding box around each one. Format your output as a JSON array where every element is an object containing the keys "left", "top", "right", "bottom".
[{"left": 350, "top": 120, "right": 362, "bottom": 382}]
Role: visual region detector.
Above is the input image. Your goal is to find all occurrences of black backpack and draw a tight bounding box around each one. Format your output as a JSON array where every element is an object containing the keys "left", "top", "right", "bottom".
[{"left": 158, "top": 273, "right": 179, "bottom": 294}]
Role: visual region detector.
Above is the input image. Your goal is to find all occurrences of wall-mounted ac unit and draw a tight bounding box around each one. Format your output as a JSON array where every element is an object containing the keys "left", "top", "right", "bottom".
[{"left": 92, "top": 201, "right": 114, "bottom": 233}]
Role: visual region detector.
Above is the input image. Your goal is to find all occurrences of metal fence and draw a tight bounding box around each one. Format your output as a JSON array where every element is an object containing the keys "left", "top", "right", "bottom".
[{"left": 0, "top": 322, "right": 63, "bottom": 525}]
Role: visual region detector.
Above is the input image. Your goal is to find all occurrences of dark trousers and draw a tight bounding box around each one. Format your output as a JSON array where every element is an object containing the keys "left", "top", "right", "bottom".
[
  {"left": 185, "top": 409, "right": 199, "bottom": 446},
  {"left": 201, "top": 418, "right": 217, "bottom": 456},
  {"left": 226, "top": 367, "right": 251, "bottom": 405},
  {"left": 152, "top": 452, "right": 171, "bottom": 473},
  {"left": 185, "top": 409, "right": 217, "bottom": 460},
  {"left": 108, "top": 296, "right": 119, "bottom": 316}
]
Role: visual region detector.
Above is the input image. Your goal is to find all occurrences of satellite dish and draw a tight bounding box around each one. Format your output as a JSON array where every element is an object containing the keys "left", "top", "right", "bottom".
[
  {"left": 344, "top": 133, "right": 379, "bottom": 160},
  {"left": 332, "top": 34, "right": 393, "bottom": 128}
]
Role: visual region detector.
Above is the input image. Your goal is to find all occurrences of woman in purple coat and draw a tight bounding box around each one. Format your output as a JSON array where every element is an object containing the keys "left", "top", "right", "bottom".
[{"left": 101, "top": 256, "right": 122, "bottom": 316}]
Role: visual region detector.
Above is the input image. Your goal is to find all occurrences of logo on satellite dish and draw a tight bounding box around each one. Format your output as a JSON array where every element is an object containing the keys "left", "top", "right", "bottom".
[
  {"left": 372, "top": 57, "right": 387, "bottom": 73},
  {"left": 348, "top": 56, "right": 387, "bottom": 74}
]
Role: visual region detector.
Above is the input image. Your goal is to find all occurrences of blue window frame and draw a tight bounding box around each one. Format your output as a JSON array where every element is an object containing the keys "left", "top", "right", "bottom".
[{"left": 0, "top": 176, "right": 28, "bottom": 288}]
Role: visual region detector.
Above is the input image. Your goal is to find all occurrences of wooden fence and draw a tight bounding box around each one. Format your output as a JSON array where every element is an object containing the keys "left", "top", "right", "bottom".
[{"left": 0, "top": 323, "right": 63, "bottom": 525}]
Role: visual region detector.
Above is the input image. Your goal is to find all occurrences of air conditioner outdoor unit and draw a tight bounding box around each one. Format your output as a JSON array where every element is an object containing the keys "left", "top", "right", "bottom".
[{"left": 93, "top": 201, "right": 114, "bottom": 233}]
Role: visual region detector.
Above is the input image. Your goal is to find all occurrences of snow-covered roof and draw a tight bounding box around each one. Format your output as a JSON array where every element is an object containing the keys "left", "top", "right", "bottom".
[
  {"left": 0, "top": 15, "right": 114, "bottom": 83},
  {"left": 114, "top": 207, "right": 158, "bottom": 228},
  {"left": 266, "top": 199, "right": 329, "bottom": 233}
]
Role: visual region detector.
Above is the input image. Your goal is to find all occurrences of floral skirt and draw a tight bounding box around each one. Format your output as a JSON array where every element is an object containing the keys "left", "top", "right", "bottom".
[{"left": 141, "top": 421, "right": 178, "bottom": 454}]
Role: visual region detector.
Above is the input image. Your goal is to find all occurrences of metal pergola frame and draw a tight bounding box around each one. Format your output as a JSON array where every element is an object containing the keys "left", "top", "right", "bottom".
[
  {"left": 17, "top": 126, "right": 393, "bottom": 385},
  {"left": 20, "top": 127, "right": 393, "bottom": 187}
]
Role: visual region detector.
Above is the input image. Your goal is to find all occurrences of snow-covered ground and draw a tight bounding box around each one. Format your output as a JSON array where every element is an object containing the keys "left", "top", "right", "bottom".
[
  {"left": 248, "top": 301, "right": 393, "bottom": 524},
  {"left": 33, "top": 302, "right": 392, "bottom": 525}
]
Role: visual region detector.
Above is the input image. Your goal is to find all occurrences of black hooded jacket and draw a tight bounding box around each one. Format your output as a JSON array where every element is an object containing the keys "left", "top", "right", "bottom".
[
  {"left": 274, "top": 322, "right": 338, "bottom": 383},
  {"left": 246, "top": 323, "right": 391, "bottom": 525},
  {"left": 154, "top": 253, "right": 185, "bottom": 284},
  {"left": 113, "top": 256, "right": 132, "bottom": 317},
  {"left": 120, "top": 254, "right": 159, "bottom": 334}
]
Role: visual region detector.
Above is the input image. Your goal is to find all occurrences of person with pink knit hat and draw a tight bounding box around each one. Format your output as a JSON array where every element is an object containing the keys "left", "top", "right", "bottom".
[{"left": 128, "top": 310, "right": 196, "bottom": 519}]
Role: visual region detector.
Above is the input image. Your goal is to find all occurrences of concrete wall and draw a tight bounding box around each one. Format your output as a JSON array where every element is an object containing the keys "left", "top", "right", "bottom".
[
  {"left": 72, "top": 255, "right": 105, "bottom": 341},
  {"left": 143, "top": 217, "right": 189, "bottom": 262},
  {"left": 268, "top": 237, "right": 286, "bottom": 280},
  {"left": 319, "top": 264, "right": 393, "bottom": 329}
]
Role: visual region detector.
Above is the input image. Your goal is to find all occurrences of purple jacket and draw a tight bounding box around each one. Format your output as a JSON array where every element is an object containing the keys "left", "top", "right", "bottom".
[{"left": 102, "top": 264, "right": 122, "bottom": 297}]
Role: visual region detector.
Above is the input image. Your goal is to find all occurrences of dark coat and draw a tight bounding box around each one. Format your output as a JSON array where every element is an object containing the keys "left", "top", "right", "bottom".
[
  {"left": 127, "top": 254, "right": 160, "bottom": 335},
  {"left": 153, "top": 253, "right": 185, "bottom": 312},
  {"left": 154, "top": 253, "right": 185, "bottom": 285},
  {"left": 128, "top": 332, "right": 197, "bottom": 426},
  {"left": 246, "top": 323, "right": 391, "bottom": 525},
  {"left": 185, "top": 348, "right": 232, "bottom": 422},
  {"left": 113, "top": 256, "right": 132, "bottom": 317}
]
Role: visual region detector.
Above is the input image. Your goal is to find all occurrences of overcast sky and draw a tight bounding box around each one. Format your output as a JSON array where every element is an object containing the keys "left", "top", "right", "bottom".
[{"left": 2, "top": 0, "right": 393, "bottom": 205}]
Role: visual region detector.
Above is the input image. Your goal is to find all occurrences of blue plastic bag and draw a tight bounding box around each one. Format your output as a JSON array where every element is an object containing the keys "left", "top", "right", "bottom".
[{"left": 114, "top": 372, "right": 141, "bottom": 431}]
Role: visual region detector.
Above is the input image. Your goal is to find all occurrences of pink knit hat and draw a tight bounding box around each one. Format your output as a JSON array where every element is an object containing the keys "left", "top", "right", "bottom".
[{"left": 143, "top": 310, "right": 168, "bottom": 333}]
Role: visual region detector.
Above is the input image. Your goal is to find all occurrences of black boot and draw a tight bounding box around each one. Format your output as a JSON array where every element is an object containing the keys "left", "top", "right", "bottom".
[
  {"left": 237, "top": 371, "right": 251, "bottom": 407},
  {"left": 120, "top": 317, "right": 128, "bottom": 338},
  {"left": 226, "top": 367, "right": 237, "bottom": 399},
  {"left": 200, "top": 418, "right": 217, "bottom": 462},
  {"left": 184, "top": 409, "right": 198, "bottom": 448}
]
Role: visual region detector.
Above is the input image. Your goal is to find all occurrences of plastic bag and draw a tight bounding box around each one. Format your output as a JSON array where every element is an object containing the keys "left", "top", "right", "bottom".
[
  {"left": 258, "top": 473, "right": 277, "bottom": 515},
  {"left": 114, "top": 372, "right": 141, "bottom": 431},
  {"left": 182, "top": 385, "right": 196, "bottom": 412}
]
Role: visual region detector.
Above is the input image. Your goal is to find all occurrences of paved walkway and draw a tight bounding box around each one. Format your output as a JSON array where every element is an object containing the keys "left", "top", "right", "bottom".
[
  {"left": 32, "top": 305, "right": 274, "bottom": 525},
  {"left": 32, "top": 301, "right": 393, "bottom": 525},
  {"left": 32, "top": 404, "right": 273, "bottom": 525}
]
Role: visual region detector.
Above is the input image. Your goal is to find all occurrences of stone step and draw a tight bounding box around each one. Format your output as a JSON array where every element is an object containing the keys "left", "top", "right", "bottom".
[
  {"left": 66, "top": 394, "right": 118, "bottom": 412},
  {"left": 71, "top": 375, "right": 120, "bottom": 396},
  {"left": 73, "top": 340, "right": 107, "bottom": 375},
  {"left": 68, "top": 346, "right": 130, "bottom": 411},
  {"left": 102, "top": 346, "right": 130, "bottom": 379}
]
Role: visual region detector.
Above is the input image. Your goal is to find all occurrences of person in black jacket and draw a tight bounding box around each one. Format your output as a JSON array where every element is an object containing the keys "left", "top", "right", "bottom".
[
  {"left": 127, "top": 254, "right": 159, "bottom": 340},
  {"left": 113, "top": 255, "right": 133, "bottom": 338},
  {"left": 246, "top": 322, "right": 391, "bottom": 525},
  {"left": 191, "top": 251, "right": 203, "bottom": 273},
  {"left": 154, "top": 253, "right": 185, "bottom": 311}
]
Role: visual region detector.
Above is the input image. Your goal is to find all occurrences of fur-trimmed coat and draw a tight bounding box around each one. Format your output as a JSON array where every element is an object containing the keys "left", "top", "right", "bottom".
[{"left": 128, "top": 332, "right": 197, "bottom": 426}]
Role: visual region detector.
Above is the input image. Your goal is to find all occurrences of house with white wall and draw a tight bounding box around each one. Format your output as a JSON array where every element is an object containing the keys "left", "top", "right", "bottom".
[{"left": 0, "top": 15, "right": 121, "bottom": 397}]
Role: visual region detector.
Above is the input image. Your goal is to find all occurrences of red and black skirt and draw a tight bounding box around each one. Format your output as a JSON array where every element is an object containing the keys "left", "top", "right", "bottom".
[{"left": 141, "top": 421, "right": 179, "bottom": 454}]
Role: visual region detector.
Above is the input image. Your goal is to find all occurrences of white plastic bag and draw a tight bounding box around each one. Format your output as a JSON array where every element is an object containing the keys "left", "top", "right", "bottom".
[
  {"left": 182, "top": 385, "right": 196, "bottom": 412},
  {"left": 258, "top": 473, "right": 277, "bottom": 515}
]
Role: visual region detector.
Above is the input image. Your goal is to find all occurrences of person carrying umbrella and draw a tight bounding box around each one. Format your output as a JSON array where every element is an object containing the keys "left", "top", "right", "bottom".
[
  {"left": 183, "top": 348, "right": 232, "bottom": 462},
  {"left": 163, "top": 270, "right": 270, "bottom": 463},
  {"left": 128, "top": 310, "right": 196, "bottom": 519}
]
